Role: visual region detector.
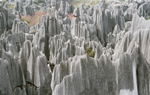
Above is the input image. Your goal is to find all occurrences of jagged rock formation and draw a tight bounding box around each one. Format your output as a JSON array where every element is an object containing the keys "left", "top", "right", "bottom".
[
  {"left": 24, "top": 5, "right": 35, "bottom": 16},
  {"left": 1, "top": 0, "right": 150, "bottom": 95}
]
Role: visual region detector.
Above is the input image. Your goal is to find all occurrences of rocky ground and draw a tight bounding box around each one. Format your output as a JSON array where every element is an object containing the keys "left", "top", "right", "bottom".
[{"left": 0, "top": 0, "right": 150, "bottom": 95}]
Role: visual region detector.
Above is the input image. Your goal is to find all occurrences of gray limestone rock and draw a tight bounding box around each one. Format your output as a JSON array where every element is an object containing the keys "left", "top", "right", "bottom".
[
  {"left": 51, "top": 44, "right": 150, "bottom": 95},
  {"left": 113, "top": 14, "right": 150, "bottom": 64},
  {"left": 20, "top": 40, "right": 52, "bottom": 95},
  {"left": 0, "top": 47, "right": 26, "bottom": 95},
  {"left": 12, "top": 19, "right": 30, "bottom": 33},
  {"left": 24, "top": 5, "right": 35, "bottom": 16},
  {"left": 112, "top": 5, "right": 125, "bottom": 30},
  {"left": 1, "top": 1, "right": 150, "bottom": 95},
  {"left": 73, "top": 7, "right": 80, "bottom": 17},
  {"left": 52, "top": 54, "right": 116, "bottom": 95},
  {"left": 0, "top": 58, "right": 12, "bottom": 95},
  {"left": 138, "top": 2, "right": 150, "bottom": 18},
  {"left": 0, "top": 7, "right": 8, "bottom": 35},
  {"left": 15, "top": 1, "right": 23, "bottom": 13},
  {"left": 96, "top": 8, "right": 112, "bottom": 46},
  {"left": 8, "top": 11, "right": 16, "bottom": 29},
  {"left": 131, "top": 13, "right": 150, "bottom": 33},
  {"left": 49, "top": 31, "right": 74, "bottom": 64}
]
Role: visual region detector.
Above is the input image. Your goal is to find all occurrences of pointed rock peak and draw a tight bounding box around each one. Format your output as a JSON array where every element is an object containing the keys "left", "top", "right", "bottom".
[
  {"left": 73, "top": 7, "right": 80, "bottom": 17},
  {"left": 113, "top": 24, "right": 121, "bottom": 34},
  {"left": 131, "top": 13, "right": 150, "bottom": 33}
]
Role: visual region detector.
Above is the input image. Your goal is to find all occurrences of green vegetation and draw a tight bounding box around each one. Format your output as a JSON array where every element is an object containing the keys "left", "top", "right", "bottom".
[
  {"left": 33, "top": 0, "right": 45, "bottom": 6},
  {"left": 8, "top": 4, "right": 15, "bottom": 9},
  {"left": 71, "top": 0, "right": 126, "bottom": 6},
  {"left": 34, "top": 28, "right": 36, "bottom": 32},
  {"left": 2, "top": 0, "right": 7, "bottom": 6},
  {"left": 39, "top": 3, "right": 45, "bottom": 6},
  {"left": 71, "top": 0, "right": 100, "bottom": 6},
  {"left": 33, "top": 1, "right": 45, "bottom": 6},
  {"left": 87, "top": 47, "right": 92, "bottom": 54},
  {"left": 147, "top": 16, "right": 150, "bottom": 20},
  {"left": 33, "top": 1, "right": 38, "bottom": 5},
  {"left": 21, "top": 17, "right": 31, "bottom": 24},
  {"left": 86, "top": 47, "right": 95, "bottom": 58}
]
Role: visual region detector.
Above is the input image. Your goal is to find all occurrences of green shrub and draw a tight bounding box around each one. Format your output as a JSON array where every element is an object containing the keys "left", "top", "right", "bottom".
[
  {"left": 39, "top": 3, "right": 44, "bottom": 6},
  {"left": 8, "top": 4, "right": 15, "bottom": 9},
  {"left": 2, "top": 0, "right": 7, "bottom": 6},
  {"left": 71, "top": 0, "right": 100, "bottom": 6},
  {"left": 86, "top": 46, "right": 95, "bottom": 58},
  {"left": 38, "top": 0, "right": 45, "bottom": 3},
  {"left": 26, "top": 20, "right": 30, "bottom": 24},
  {"left": 87, "top": 47, "right": 92, "bottom": 53},
  {"left": 21, "top": 17, "right": 31, "bottom": 24},
  {"left": 33, "top": 0, "right": 45, "bottom": 5},
  {"left": 147, "top": 16, "right": 150, "bottom": 20},
  {"left": 33, "top": 1, "right": 38, "bottom": 4},
  {"left": 88, "top": 51, "right": 95, "bottom": 58},
  {"left": 34, "top": 28, "right": 36, "bottom": 32}
]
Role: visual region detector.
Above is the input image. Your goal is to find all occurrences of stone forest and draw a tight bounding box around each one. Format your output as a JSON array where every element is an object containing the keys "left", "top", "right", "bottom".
[{"left": 0, "top": 0, "right": 150, "bottom": 95}]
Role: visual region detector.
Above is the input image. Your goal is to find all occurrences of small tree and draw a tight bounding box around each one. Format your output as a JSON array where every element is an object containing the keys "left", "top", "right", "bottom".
[{"left": 86, "top": 46, "right": 95, "bottom": 58}]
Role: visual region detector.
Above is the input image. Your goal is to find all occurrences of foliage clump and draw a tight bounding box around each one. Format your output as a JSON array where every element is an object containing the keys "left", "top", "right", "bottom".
[
  {"left": 147, "top": 16, "right": 150, "bottom": 20},
  {"left": 86, "top": 47, "right": 95, "bottom": 58},
  {"left": 21, "top": 16, "right": 31, "bottom": 24},
  {"left": 8, "top": 4, "right": 15, "bottom": 9},
  {"left": 2, "top": 0, "right": 7, "bottom": 4},
  {"left": 71, "top": 0, "right": 100, "bottom": 6},
  {"left": 33, "top": 0, "right": 45, "bottom": 6}
]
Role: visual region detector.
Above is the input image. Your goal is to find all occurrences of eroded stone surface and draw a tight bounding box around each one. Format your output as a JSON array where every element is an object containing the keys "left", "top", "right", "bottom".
[{"left": 0, "top": 0, "right": 150, "bottom": 95}]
